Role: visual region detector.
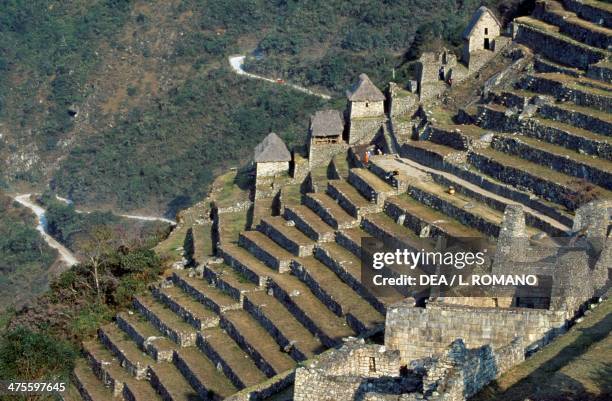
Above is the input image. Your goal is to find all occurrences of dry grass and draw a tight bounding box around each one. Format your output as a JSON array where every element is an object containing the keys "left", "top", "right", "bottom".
[{"left": 473, "top": 298, "right": 612, "bottom": 401}]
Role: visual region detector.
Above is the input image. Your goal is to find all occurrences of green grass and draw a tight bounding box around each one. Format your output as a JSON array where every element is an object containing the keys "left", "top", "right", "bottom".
[{"left": 473, "top": 299, "right": 612, "bottom": 401}]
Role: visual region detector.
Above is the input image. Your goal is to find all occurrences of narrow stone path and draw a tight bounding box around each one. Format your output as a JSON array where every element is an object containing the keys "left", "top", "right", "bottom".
[{"left": 229, "top": 55, "right": 331, "bottom": 100}]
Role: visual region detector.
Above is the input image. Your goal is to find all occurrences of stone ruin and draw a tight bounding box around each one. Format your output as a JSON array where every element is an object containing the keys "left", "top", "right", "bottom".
[{"left": 73, "top": 2, "right": 611, "bottom": 400}]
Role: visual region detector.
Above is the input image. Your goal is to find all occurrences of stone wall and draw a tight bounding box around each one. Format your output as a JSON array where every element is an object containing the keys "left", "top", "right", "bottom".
[
  {"left": 467, "top": 151, "right": 577, "bottom": 210},
  {"left": 534, "top": 2, "right": 611, "bottom": 49},
  {"left": 478, "top": 105, "right": 612, "bottom": 161},
  {"left": 256, "top": 161, "right": 289, "bottom": 177},
  {"left": 562, "top": 0, "right": 612, "bottom": 28},
  {"left": 309, "top": 141, "right": 349, "bottom": 169},
  {"left": 512, "top": 21, "right": 605, "bottom": 69},
  {"left": 490, "top": 135, "right": 612, "bottom": 190},
  {"left": 389, "top": 82, "right": 418, "bottom": 118},
  {"left": 350, "top": 100, "right": 385, "bottom": 119},
  {"left": 385, "top": 302, "right": 568, "bottom": 364},
  {"left": 349, "top": 117, "right": 385, "bottom": 145}
]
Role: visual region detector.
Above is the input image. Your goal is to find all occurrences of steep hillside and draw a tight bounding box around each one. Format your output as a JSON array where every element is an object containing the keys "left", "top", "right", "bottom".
[
  {"left": 0, "top": 193, "right": 57, "bottom": 310},
  {"left": 0, "top": 0, "right": 528, "bottom": 216}
]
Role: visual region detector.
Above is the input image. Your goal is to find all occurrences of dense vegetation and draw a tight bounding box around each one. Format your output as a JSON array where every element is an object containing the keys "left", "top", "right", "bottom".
[
  {"left": 0, "top": 193, "right": 56, "bottom": 311},
  {"left": 243, "top": 0, "right": 533, "bottom": 92},
  {"left": 0, "top": 225, "right": 166, "bottom": 394},
  {"left": 1, "top": 0, "right": 530, "bottom": 216},
  {"left": 37, "top": 192, "right": 171, "bottom": 254}
]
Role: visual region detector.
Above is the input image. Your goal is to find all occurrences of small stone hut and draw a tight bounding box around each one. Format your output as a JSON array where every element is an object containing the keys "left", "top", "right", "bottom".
[
  {"left": 254, "top": 132, "right": 291, "bottom": 178},
  {"left": 347, "top": 73, "right": 385, "bottom": 120},
  {"left": 462, "top": 6, "right": 502, "bottom": 63},
  {"left": 307, "top": 109, "right": 348, "bottom": 167}
]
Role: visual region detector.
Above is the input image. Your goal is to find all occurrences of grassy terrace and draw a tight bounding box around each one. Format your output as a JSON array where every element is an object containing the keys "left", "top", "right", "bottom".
[
  {"left": 474, "top": 146, "right": 611, "bottom": 193},
  {"left": 546, "top": 0, "right": 612, "bottom": 35},
  {"left": 390, "top": 194, "right": 484, "bottom": 238},
  {"left": 515, "top": 16, "right": 609, "bottom": 57},
  {"left": 549, "top": 98, "right": 612, "bottom": 123},
  {"left": 404, "top": 139, "right": 461, "bottom": 158},
  {"left": 501, "top": 133, "right": 612, "bottom": 171},
  {"left": 474, "top": 298, "right": 612, "bottom": 401},
  {"left": 532, "top": 117, "right": 611, "bottom": 143}
]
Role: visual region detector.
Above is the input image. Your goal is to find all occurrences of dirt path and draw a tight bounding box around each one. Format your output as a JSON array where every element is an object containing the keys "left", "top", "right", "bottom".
[
  {"left": 54, "top": 195, "right": 176, "bottom": 225},
  {"left": 12, "top": 194, "right": 79, "bottom": 267},
  {"left": 229, "top": 55, "right": 331, "bottom": 100},
  {"left": 374, "top": 156, "right": 572, "bottom": 233}
]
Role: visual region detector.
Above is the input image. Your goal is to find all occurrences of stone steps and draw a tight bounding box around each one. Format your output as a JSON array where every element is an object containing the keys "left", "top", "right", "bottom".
[
  {"left": 238, "top": 230, "right": 294, "bottom": 273},
  {"left": 400, "top": 139, "right": 464, "bottom": 169},
  {"left": 535, "top": 0, "right": 612, "bottom": 49},
  {"left": 348, "top": 168, "right": 397, "bottom": 207},
  {"left": 291, "top": 256, "right": 385, "bottom": 334},
  {"left": 468, "top": 146, "right": 612, "bottom": 210},
  {"left": 336, "top": 226, "right": 368, "bottom": 258},
  {"left": 332, "top": 153, "right": 351, "bottom": 179},
  {"left": 258, "top": 216, "right": 315, "bottom": 257},
  {"left": 203, "top": 262, "right": 261, "bottom": 303},
  {"left": 491, "top": 133, "right": 612, "bottom": 190},
  {"left": 519, "top": 72, "right": 611, "bottom": 112},
  {"left": 151, "top": 286, "right": 219, "bottom": 331},
  {"left": 197, "top": 327, "right": 268, "bottom": 389},
  {"left": 362, "top": 213, "right": 437, "bottom": 253},
  {"left": 267, "top": 272, "right": 356, "bottom": 348},
  {"left": 220, "top": 310, "right": 296, "bottom": 377},
  {"left": 147, "top": 360, "right": 200, "bottom": 401},
  {"left": 513, "top": 16, "right": 607, "bottom": 69},
  {"left": 133, "top": 295, "right": 198, "bottom": 347},
  {"left": 243, "top": 291, "right": 323, "bottom": 361},
  {"left": 314, "top": 242, "right": 402, "bottom": 312},
  {"left": 284, "top": 205, "right": 336, "bottom": 242},
  {"left": 327, "top": 180, "right": 381, "bottom": 218},
  {"left": 220, "top": 244, "right": 271, "bottom": 287},
  {"left": 82, "top": 341, "right": 162, "bottom": 401},
  {"left": 116, "top": 311, "right": 175, "bottom": 362},
  {"left": 172, "top": 270, "right": 242, "bottom": 314},
  {"left": 172, "top": 348, "right": 237, "bottom": 400},
  {"left": 98, "top": 323, "right": 151, "bottom": 380},
  {"left": 73, "top": 359, "right": 114, "bottom": 401},
  {"left": 304, "top": 192, "right": 360, "bottom": 229}
]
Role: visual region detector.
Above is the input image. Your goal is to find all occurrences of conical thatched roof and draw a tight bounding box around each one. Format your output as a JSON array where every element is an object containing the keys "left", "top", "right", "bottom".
[
  {"left": 254, "top": 132, "right": 291, "bottom": 163},
  {"left": 310, "top": 110, "right": 344, "bottom": 137},
  {"left": 462, "top": 6, "right": 501, "bottom": 39},
  {"left": 346, "top": 73, "right": 385, "bottom": 102}
]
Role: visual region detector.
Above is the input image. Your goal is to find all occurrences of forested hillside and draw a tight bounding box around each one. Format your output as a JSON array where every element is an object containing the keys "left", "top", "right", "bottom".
[
  {"left": 0, "top": 0, "right": 529, "bottom": 216},
  {"left": 0, "top": 193, "right": 57, "bottom": 310}
]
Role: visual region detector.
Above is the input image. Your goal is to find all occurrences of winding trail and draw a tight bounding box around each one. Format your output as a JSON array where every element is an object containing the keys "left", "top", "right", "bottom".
[
  {"left": 10, "top": 194, "right": 177, "bottom": 268},
  {"left": 229, "top": 55, "right": 331, "bottom": 100},
  {"left": 12, "top": 194, "right": 79, "bottom": 267}
]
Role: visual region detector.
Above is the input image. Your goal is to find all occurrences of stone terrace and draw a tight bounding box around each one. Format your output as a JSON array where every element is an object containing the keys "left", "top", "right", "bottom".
[{"left": 400, "top": 0, "right": 611, "bottom": 227}]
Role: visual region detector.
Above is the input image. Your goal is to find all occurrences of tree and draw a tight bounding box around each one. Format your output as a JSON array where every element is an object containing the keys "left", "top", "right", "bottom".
[
  {"left": 79, "top": 226, "right": 115, "bottom": 302},
  {"left": 183, "top": 228, "right": 195, "bottom": 267}
]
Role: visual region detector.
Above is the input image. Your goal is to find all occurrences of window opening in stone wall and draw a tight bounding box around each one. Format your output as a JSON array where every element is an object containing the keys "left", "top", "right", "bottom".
[
  {"left": 369, "top": 357, "right": 377, "bottom": 372},
  {"left": 365, "top": 102, "right": 369, "bottom": 108},
  {"left": 485, "top": 27, "right": 488, "bottom": 35},
  {"left": 484, "top": 37, "right": 490, "bottom": 50}
]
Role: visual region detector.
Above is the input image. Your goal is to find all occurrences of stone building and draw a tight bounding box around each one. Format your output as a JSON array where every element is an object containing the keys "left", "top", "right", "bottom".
[
  {"left": 253, "top": 132, "right": 291, "bottom": 178},
  {"left": 462, "top": 6, "right": 502, "bottom": 69},
  {"left": 308, "top": 109, "right": 348, "bottom": 167},
  {"left": 347, "top": 73, "right": 387, "bottom": 145}
]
